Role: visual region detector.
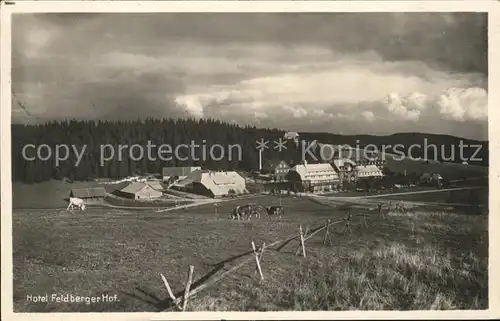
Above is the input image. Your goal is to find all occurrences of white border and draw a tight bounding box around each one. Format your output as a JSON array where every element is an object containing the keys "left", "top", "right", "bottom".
[{"left": 1, "top": 1, "right": 499, "bottom": 320}]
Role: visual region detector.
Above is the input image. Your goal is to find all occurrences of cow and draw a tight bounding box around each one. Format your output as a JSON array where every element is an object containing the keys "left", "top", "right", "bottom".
[
  {"left": 67, "top": 197, "right": 86, "bottom": 211},
  {"left": 231, "top": 204, "right": 263, "bottom": 220},
  {"left": 231, "top": 205, "right": 251, "bottom": 220},
  {"left": 243, "top": 203, "right": 263, "bottom": 219},
  {"left": 266, "top": 206, "right": 284, "bottom": 218},
  {"left": 251, "top": 206, "right": 261, "bottom": 219},
  {"left": 230, "top": 205, "right": 242, "bottom": 220}
]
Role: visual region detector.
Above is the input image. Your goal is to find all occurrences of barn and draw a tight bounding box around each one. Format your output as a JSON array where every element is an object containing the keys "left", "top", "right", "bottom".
[
  {"left": 146, "top": 180, "right": 165, "bottom": 192},
  {"left": 118, "top": 182, "right": 163, "bottom": 200},
  {"left": 69, "top": 187, "right": 107, "bottom": 204},
  {"left": 172, "top": 170, "right": 247, "bottom": 198},
  {"left": 419, "top": 172, "right": 443, "bottom": 187}
]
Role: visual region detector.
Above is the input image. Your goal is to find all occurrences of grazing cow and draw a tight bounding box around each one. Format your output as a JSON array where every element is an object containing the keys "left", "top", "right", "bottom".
[
  {"left": 266, "top": 206, "right": 284, "bottom": 218},
  {"left": 67, "top": 197, "right": 86, "bottom": 211},
  {"left": 239, "top": 206, "right": 252, "bottom": 220},
  {"left": 230, "top": 205, "right": 242, "bottom": 220},
  {"left": 231, "top": 205, "right": 251, "bottom": 220},
  {"left": 252, "top": 207, "right": 261, "bottom": 219},
  {"left": 231, "top": 204, "right": 263, "bottom": 220},
  {"left": 243, "top": 203, "right": 263, "bottom": 219}
]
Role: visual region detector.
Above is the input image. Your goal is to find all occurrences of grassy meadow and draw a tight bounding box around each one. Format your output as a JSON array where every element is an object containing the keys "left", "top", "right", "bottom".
[
  {"left": 12, "top": 180, "right": 130, "bottom": 209},
  {"left": 384, "top": 156, "right": 488, "bottom": 180},
  {"left": 375, "top": 187, "right": 489, "bottom": 206},
  {"left": 12, "top": 193, "right": 488, "bottom": 312}
]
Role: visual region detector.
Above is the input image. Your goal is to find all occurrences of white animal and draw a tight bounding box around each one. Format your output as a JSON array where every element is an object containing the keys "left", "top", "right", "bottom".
[{"left": 67, "top": 197, "right": 86, "bottom": 211}]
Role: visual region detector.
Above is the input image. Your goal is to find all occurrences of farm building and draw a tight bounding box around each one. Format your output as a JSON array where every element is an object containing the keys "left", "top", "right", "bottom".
[
  {"left": 332, "top": 158, "right": 358, "bottom": 186},
  {"left": 162, "top": 166, "right": 201, "bottom": 182},
  {"left": 420, "top": 172, "right": 443, "bottom": 186},
  {"left": 283, "top": 131, "right": 299, "bottom": 141},
  {"left": 287, "top": 161, "right": 340, "bottom": 193},
  {"left": 69, "top": 187, "right": 107, "bottom": 204},
  {"left": 118, "top": 182, "right": 163, "bottom": 200},
  {"left": 283, "top": 131, "right": 300, "bottom": 146},
  {"left": 172, "top": 170, "right": 247, "bottom": 198},
  {"left": 357, "top": 157, "right": 386, "bottom": 168},
  {"left": 146, "top": 180, "right": 165, "bottom": 192},
  {"left": 262, "top": 159, "right": 290, "bottom": 181},
  {"left": 356, "top": 165, "right": 384, "bottom": 179}
]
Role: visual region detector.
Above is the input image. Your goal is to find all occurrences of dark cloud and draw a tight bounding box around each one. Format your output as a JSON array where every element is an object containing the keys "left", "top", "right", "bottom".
[
  {"left": 15, "top": 12, "right": 486, "bottom": 75},
  {"left": 11, "top": 12, "right": 488, "bottom": 140}
]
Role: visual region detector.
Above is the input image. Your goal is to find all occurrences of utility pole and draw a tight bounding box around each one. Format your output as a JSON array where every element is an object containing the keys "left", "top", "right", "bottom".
[{"left": 259, "top": 148, "right": 263, "bottom": 172}]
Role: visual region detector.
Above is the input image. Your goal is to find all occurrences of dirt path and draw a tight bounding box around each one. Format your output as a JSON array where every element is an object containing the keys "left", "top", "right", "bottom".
[{"left": 315, "top": 186, "right": 483, "bottom": 200}]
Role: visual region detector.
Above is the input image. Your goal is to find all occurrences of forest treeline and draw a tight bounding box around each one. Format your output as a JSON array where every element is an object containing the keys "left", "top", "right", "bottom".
[{"left": 11, "top": 118, "right": 488, "bottom": 183}]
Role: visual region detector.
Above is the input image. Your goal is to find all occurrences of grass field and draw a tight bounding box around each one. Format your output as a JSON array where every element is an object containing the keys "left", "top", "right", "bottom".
[
  {"left": 12, "top": 180, "right": 130, "bottom": 209},
  {"left": 372, "top": 187, "right": 489, "bottom": 206},
  {"left": 12, "top": 180, "right": 196, "bottom": 209},
  {"left": 12, "top": 194, "right": 488, "bottom": 312},
  {"left": 384, "top": 156, "right": 488, "bottom": 180}
]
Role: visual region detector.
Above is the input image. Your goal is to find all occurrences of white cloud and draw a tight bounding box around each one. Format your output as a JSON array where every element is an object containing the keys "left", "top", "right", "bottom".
[
  {"left": 282, "top": 105, "right": 308, "bottom": 118},
  {"left": 405, "top": 92, "right": 428, "bottom": 110},
  {"left": 437, "top": 87, "right": 487, "bottom": 122},
  {"left": 384, "top": 93, "right": 422, "bottom": 122},
  {"left": 174, "top": 96, "right": 205, "bottom": 118},
  {"left": 172, "top": 43, "right": 485, "bottom": 128},
  {"left": 253, "top": 111, "right": 268, "bottom": 120},
  {"left": 361, "top": 111, "right": 376, "bottom": 122},
  {"left": 14, "top": 34, "right": 488, "bottom": 139}
]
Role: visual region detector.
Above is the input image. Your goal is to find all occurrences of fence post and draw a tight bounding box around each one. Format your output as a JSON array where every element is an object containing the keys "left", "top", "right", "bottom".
[
  {"left": 299, "top": 225, "right": 306, "bottom": 258},
  {"left": 253, "top": 241, "right": 266, "bottom": 277},
  {"left": 296, "top": 226, "right": 310, "bottom": 256},
  {"left": 251, "top": 241, "right": 264, "bottom": 280},
  {"left": 260, "top": 242, "right": 266, "bottom": 262},
  {"left": 323, "top": 219, "right": 330, "bottom": 246},
  {"left": 160, "top": 273, "right": 182, "bottom": 311},
  {"left": 182, "top": 265, "right": 195, "bottom": 311},
  {"left": 344, "top": 213, "right": 352, "bottom": 234}
]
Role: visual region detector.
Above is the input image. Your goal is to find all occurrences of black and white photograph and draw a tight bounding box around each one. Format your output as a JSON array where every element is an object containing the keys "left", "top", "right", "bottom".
[{"left": 1, "top": 1, "right": 498, "bottom": 318}]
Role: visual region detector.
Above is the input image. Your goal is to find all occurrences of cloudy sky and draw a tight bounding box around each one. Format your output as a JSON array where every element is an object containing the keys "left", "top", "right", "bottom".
[{"left": 12, "top": 13, "right": 488, "bottom": 140}]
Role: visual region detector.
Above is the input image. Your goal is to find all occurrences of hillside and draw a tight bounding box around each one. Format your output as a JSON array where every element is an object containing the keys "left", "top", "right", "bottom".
[{"left": 303, "top": 132, "right": 488, "bottom": 167}]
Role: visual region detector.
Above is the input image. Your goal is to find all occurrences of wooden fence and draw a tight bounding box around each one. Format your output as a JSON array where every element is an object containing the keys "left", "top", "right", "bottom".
[{"left": 158, "top": 216, "right": 352, "bottom": 311}]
